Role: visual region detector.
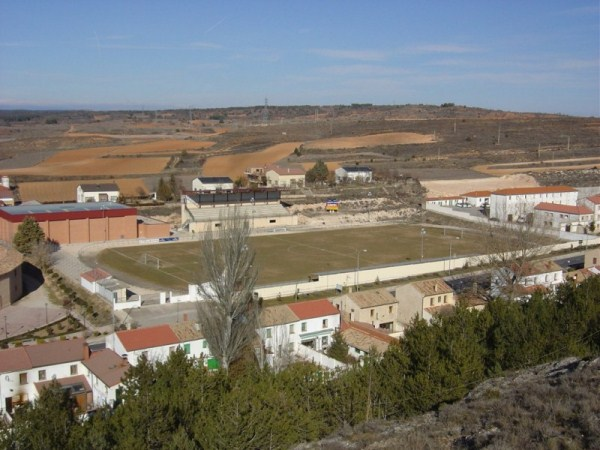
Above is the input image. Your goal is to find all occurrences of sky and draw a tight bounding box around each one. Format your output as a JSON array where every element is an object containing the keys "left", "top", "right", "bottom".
[{"left": 0, "top": 1, "right": 598, "bottom": 116}]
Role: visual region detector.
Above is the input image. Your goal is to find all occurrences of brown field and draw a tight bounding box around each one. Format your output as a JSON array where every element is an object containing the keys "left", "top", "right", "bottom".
[
  {"left": 304, "top": 132, "right": 434, "bottom": 150},
  {"left": 472, "top": 156, "right": 600, "bottom": 176},
  {"left": 1, "top": 139, "right": 213, "bottom": 177},
  {"left": 421, "top": 174, "right": 539, "bottom": 197},
  {"left": 202, "top": 142, "right": 302, "bottom": 178},
  {"left": 2, "top": 156, "right": 170, "bottom": 177},
  {"left": 18, "top": 178, "right": 149, "bottom": 203}
]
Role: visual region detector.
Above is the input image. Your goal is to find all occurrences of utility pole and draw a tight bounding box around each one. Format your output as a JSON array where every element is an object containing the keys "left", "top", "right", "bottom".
[
  {"left": 420, "top": 228, "right": 426, "bottom": 261},
  {"left": 496, "top": 123, "right": 501, "bottom": 145}
]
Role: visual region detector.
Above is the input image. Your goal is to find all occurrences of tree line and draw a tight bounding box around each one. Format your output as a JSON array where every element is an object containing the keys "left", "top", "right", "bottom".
[{"left": 2, "top": 277, "right": 599, "bottom": 450}]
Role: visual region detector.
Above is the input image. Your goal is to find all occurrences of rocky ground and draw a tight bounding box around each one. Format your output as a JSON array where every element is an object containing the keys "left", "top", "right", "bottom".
[{"left": 293, "top": 356, "right": 600, "bottom": 450}]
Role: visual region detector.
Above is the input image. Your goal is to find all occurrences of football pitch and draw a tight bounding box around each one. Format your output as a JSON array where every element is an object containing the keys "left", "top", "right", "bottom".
[{"left": 97, "top": 224, "right": 478, "bottom": 291}]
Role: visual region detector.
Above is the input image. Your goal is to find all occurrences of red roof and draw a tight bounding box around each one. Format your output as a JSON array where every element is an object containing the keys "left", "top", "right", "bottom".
[
  {"left": 287, "top": 299, "right": 339, "bottom": 320},
  {"left": 0, "top": 186, "right": 13, "bottom": 198},
  {"left": 586, "top": 195, "right": 600, "bottom": 205},
  {"left": 340, "top": 320, "right": 394, "bottom": 343},
  {"left": 116, "top": 324, "right": 180, "bottom": 351},
  {"left": 0, "top": 339, "right": 86, "bottom": 373},
  {"left": 0, "top": 347, "right": 32, "bottom": 373},
  {"left": 462, "top": 190, "right": 492, "bottom": 197},
  {"left": 83, "top": 349, "right": 130, "bottom": 387},
  {"left": 534, "top": 202, "right": 592, "bottom": 215},
  {"left": 81, "top": 268, "right": 112, "bottom": 282},
  {"left": 493, "top": 186, "right": 576, "bottom": 196}
]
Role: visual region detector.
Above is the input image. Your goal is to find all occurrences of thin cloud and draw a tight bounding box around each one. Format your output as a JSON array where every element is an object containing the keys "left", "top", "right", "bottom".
[
  {"left": 318, "top": 64, "right": 410, "bottom": 76},
  {"left": 405, "top": 44, "right": 481, "bottom": 54},
  {"left": 205, "top": 18, "right": 225, "bottom": 34},
  {"left": 308, "top": 48, "right": 388, "bottom": 61}
]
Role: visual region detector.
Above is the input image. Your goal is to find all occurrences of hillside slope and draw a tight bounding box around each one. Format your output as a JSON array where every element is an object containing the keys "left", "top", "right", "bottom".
[{"left": 294, "top": 357, "right": 600, "bottom": 449}]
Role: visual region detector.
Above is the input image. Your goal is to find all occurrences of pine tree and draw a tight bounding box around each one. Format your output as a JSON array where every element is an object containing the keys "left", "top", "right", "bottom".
[
  {"left": 305, "top": 160, "right": 330, "bottom": 184},
  {"left": 13, "top": 216, "right": 46, "bottom": 255}
]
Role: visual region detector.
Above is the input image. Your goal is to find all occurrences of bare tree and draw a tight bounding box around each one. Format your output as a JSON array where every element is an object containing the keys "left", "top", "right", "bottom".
[
  {"left": 473, "top": 204, "right": 554, "bottom": 301},
  {"left": 195, "top": 208, "right": 260, "bottom": 372}
]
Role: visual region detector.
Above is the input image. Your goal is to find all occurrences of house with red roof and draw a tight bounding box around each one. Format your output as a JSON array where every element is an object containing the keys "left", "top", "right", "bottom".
[
  {"left": 461, "top": 190, "right": 492, "bottom": 208},
  {"left": 533, "top": 202, "right": 594, "bottom": 232},
  {"left": 489, "top": 185, "right": 578, "bottom": 222},
  {"left": 0, "top": 338, "right": 90, "bottom": 416},
  {"left": 491, "top": 260, "right": 564, "bottom": 301},
  {"left": 340, "top": 321, "right": 396, "bottom": 360},
  {"left": 82, "top": 348, "right": 130, "bottom": 407},
  {"left": 582, "top": 194, "right": 600, "bottom": 224},
  {"left": 257, "top": 299, "right": 342, "bottom": 369}
]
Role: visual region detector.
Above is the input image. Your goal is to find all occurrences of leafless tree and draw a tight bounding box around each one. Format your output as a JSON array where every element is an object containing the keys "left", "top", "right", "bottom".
[
  {"left": 195, "top": 208, "right": 260, "bottom": 372},
  {"left": 473, "top": 204, "right": 554, "bottom": 300}
]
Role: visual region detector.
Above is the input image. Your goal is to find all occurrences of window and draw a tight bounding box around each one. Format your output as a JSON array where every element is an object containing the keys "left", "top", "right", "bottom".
[
  {"left": 19, "top": 373, "right": 28, "bottom": 385},
  {"left": 289, "top": 324, "right": 295, "bottom": 334},
  {"left": 169, "top": 346, "right": 176, "bottom": 354},
  {"left": 202, "top": 340, "right": 208, "bottom": 349},
  {"left": 38, "top": 370, "right": 46, "bottom": 381},
  {"left": 388, "top": 306, "right": 393, "bottom": 314},
  {"left": 266, "top": 328, "right": 272, "bottom": 338},
  {"left": 370, "top": 309, "right": 374, "bottom": 318},
  {"left": 443, "top": 295, "right": 447, "bottom": 304},
  {"left": 322, "top": 319, "right": 328, "bottom": 329},
  {"left": 70, "top": 364, "right": 78, "bottom": 375},
  {"left": 269, "top": 219, "right": 276, "bottom": 223},
  {"left": 142, "top": 351, "right": 148, "bottom": 358},
  {"left": 184, "top": 343, "right": 191, "bottom": 355},
  {"left": 301, "top": 322, "right": 307, "bottom": 332},
  {"left": 430, "top": 298, "right": 434, "bottom": 306},
  {"left": 321, "top": 336, "right": 329, "bottom": 347},
  {"left": 438, "top": 296, "right": 441, "bottom": 304}
]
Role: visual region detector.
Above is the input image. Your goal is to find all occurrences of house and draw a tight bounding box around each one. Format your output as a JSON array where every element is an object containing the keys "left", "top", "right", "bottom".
[
  {"left": 335, "top": 166, "right": 373, "bottom": 183},
  {"left": 533, "top": 202, "right": 593, "bottom": 232},
  {"left": 340, "top": 321, "right": 395, "bottom": 360},
  {"left": 192, "top": 176, "right": 234, "bottom": 192},
  {"left": 424, "top": 196, "right": 462, "bottom": 208},
  {"left": 461, "top": 190, "right": 492, "bottom": 208},
  {"left": 265, "top": 165, "right": 306, "bottom": 188},
  {"left": 584, "top": 247, "right": 600, "bottom": 268},
  {"left": 582, "top": 194, "right": 600, "bottom": 224},
  {"left": 258, "top": 299, "right": 342, "bottom": 369},
  {"left": 394, "top": 278, "right": 455, "bottom": 332},
  {"left": 567, "top": 266, "right": 600, "bottom": 285},
  {"left": 80, "top": 268, "right": 112, "bottom": 294},
  {"left": 107, "top": 324, "right": 181, "bottom": 366},
  {"left": 491, "top": 260, "right": 564, "bottom": 300},
  {"left": 106, "top": 322, "right": 215, "bottom": 368},
  {"left": 0, "top": 186, "right": 15, "bottom": 206},
  {"left": 0, "top": 245, "right": 23, "bottom": 310},
  {"left": 77, "top": 183, "right": 120, "bottom": 203},
  {"left": 0, "top": 339, "right": 89, "bottom": 415},
  {"left": 330, "top": 289, "right": 399, "bottom": 333},
  {"left": 489, "top": 186, "right": 578, "bottom": 222},
  {"left": 81, "top": 349, "right": 129, "bottom": 407}
]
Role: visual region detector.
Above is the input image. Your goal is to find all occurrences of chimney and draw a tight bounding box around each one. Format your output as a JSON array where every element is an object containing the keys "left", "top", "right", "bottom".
[
  {"left": 434, "top": 283, "right": 438, "bottom": 293},
  {"left": 83, "top": 342, "right": 90, "bottom": 360}
]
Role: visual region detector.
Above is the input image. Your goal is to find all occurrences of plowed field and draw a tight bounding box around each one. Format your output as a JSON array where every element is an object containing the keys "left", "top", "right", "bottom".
[{"left": 304, "top": 132, "right": 434, "bottom": 149}]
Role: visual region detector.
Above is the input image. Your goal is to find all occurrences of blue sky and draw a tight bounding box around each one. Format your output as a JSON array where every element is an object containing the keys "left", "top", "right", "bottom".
[{"left": 1, "top": 1, "right": 598, "bottom": 116}]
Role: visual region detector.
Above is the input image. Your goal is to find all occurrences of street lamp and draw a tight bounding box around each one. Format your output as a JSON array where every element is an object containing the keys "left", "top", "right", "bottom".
[
  {"left": 355, "top": 249, "right": 367, "bottom": 291},
  {"left": 420, "top": 228, "right": 426, "bottom": 261}
]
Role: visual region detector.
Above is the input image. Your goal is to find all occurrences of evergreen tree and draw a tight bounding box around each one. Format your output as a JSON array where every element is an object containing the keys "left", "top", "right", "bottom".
[
  {"left": 13, "top": 216, "right": 46, "bottom": 255},
  {"left": 156, "top": 177, "right": 172, "bottom": 201},
  {"left": 168, "top": 174, "right": 179, "bottom": 201},
  {"left": 305, "top": 160, "right": 330, "bottom": 184},
  {"left": 327, "top": 330, "right": 350, "bottom": 362}
]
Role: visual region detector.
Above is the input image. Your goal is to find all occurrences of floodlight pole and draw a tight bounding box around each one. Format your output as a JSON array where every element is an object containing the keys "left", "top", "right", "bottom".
[{"left": 420, "top": 228, "right": 426, "bottom": 261}]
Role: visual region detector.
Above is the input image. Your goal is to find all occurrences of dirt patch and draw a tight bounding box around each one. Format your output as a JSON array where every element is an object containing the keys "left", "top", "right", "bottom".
[
  {"left": 473, "top": 156, "right": 600, "bottom": 176},
  {"left": 421, "top": 173, "right": 539, "bottom": 197},
  {"left": 202, "top": 142, "right": 302, "bottom": 178},
  {"left": 304, "top": 132, "right": 434, "bottom": 150}
]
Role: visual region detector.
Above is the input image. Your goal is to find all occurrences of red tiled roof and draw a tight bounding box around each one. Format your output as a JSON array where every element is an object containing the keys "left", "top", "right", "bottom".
[
  {"left": 426, "top": 196, "right": 462, "bottom": 201},
  {"left": 116, "top": 324, "right": 179, "bottom": 351},
  {"left": 287, "top": 299, "right": 339, "bottom": 320},
  {"left": 34, "top": 374, "right": 92, "bottom": 394},
  {"left": 586, "top": 195, "right": 600, "bottom": 205},
  {"left": 0, "top": 186, "right": 13, "bottom": 198},
  {"left": 24, "top": 338, "right": 86, "bottom": 368},
  {"left": 462, "top": 190, "right": 492, "bottom": 197},
  {"left": 341, "top": 320, "right": 395, "bottom": 343},
  {"left": 83, "top": 349, "right": 130, "bottom": 387},
  {"left": 534, "top": 202, "right": 592, "bottom": 215},
  {"left": 81, "top": 268, "right": 112, "bottom": 282},
  {"left": 493, "top": 186, "right": 576, "bottom": 196},
  {"left": 0, "top": 347, "right": 32, "bottom": 373}
]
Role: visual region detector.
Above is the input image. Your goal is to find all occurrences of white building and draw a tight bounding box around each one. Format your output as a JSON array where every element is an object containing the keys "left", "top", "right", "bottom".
[
  {"left": 461, "top": 190, "right": 492, "bottom": 208},
  {"left": 82, "top": 349, "right": 129, "bottom": 407},
  {"left": 192, "top": 176, "right": 234, "bottom": 192},
  {"left": 533, "top": 202, "right": 594, "bottom": 233},
  {"left": 491, "top": 260, "right": 564, "bottom": 300},
  {"left": 335, "top": 166, "right": 373, "bottom": 183},
  {"left": 489, "top": 186, "right": 578, "bottom": 222},
  {"left": 582, "top": 194, "right": 600, "bottom": 224},
  {"left": 77, "top": 183, "right": 120, "bottom": 203},
  {"left": 107, "top": 324, "right": 181, "bottom": 366},
  {"left": 265, "top": 166, "right": 305, "bottom": 188},
  {"left": 0, "top": 339, "right": 90, "bottom": 416}
]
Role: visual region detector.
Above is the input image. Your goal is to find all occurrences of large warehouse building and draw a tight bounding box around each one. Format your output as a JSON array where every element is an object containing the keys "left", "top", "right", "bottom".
[{"left": 0, "top": 202, "right": 170, "bottom": 245}]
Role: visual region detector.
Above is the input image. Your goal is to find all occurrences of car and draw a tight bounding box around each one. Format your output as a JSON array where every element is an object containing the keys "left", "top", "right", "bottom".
[{"left": 456, "top": 202, "right": 472, "bottom": 208}]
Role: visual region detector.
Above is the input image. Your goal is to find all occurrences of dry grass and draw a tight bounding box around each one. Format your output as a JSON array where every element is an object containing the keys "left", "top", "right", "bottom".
[
  {"left": 304, "top": 132, "right": 434, "bottom": 150},
  {"left": 18, "top": 178, "right": 149, "bottom": 203},
  {"left": 201, "top": 142, "right": 302, "bottom": 178}
]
